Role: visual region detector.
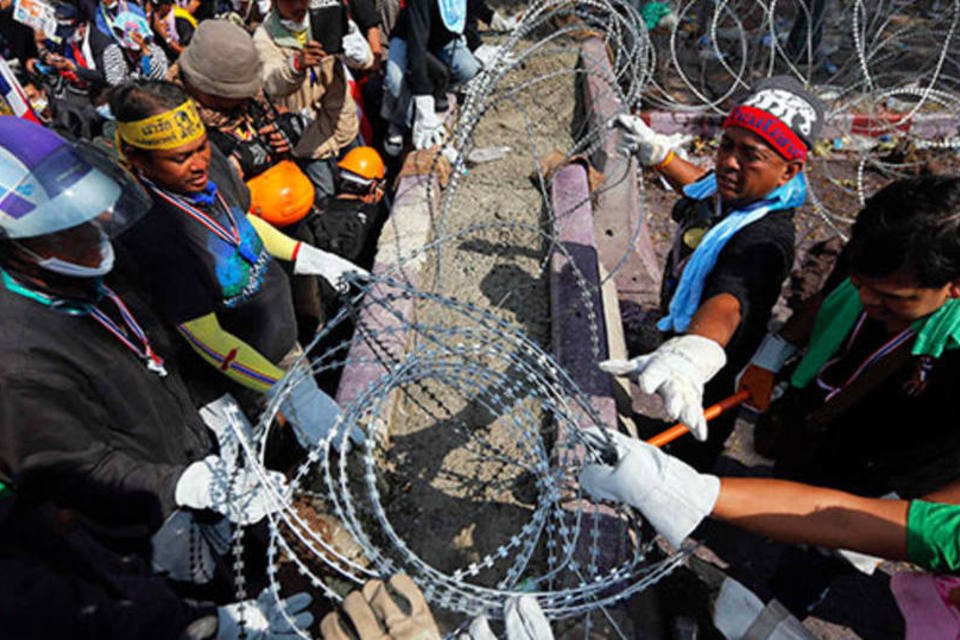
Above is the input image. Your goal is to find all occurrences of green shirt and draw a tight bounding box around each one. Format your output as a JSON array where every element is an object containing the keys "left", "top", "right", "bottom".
[{"left": 907, "top": 500, "right": 960, "bottom": 572}]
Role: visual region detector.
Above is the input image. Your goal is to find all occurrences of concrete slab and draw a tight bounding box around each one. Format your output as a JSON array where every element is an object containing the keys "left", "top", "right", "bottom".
[
  {"left": 335, "top": 175, "right": 436, "bottom": 409},
  {"left": 578, "top": 39, "right": 663, "bottom": 341}
]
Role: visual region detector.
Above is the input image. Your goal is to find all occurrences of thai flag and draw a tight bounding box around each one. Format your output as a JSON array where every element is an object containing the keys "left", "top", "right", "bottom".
[{"left": 0, "top": 58, "right": 40, "bottom": 123}]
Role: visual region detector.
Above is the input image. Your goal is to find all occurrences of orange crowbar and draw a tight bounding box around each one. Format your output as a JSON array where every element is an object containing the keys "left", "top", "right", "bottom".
[{"left": 646, "top": 390, "right": 751, "bottom": 448}]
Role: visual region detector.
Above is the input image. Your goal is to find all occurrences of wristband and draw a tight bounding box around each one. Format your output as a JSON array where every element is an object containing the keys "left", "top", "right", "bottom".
[{"left": 653, "top": 149, "right": 676, "bottom": 171}]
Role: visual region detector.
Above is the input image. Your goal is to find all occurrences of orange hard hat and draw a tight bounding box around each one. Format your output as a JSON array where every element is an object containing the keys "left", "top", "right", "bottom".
[
  {"left": 246, "top": 160, "right": 315, "bottom": 227},
  {"left": 337, "top": 146, "right": 385, "bottom": 182}
]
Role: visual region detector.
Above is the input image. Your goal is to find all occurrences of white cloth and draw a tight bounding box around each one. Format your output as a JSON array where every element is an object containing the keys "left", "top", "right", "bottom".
[
  {"left": 343, "top": 20, "right": 373, "bottom": 68},
  {"left": 579, "top": 427, "right": 720, "bottom": 549},
  {"left": 489, "top": 10, "right": 519, "bottom": 31},
  {"left": 599, "top": 335, "right": 726, "bottom": 441},
  {"left": 609, "top": 113, "right": 673, "bottom": 166},
  {"left": 473, "top": 44, "right": 516, "bottom": 69},
  {"left": 712, "top": 578, "right": 814, "bottom": 640},
  {"left": 412, "top": 94, "right": 445, "bottom": 149},
  {"left": 217, "top": 589, "right": 314, "bottom": 640}
]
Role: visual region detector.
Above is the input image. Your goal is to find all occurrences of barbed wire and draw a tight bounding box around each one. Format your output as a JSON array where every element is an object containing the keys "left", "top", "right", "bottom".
[{"left": 219, "top": 0, "right": 960, "bottom": 635}]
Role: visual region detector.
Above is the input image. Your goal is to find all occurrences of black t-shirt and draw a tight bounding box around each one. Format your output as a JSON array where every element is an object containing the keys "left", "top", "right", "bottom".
[
  {"left": 661, "top": 187, "right": 796, "bottom": 374},
  {"left": 310, "top": 196, "right": 383, "bottom": 263},
  {"left": 117, "top": 147, "right": 298, "bottom": 369},
  {"left": 794, "top": 315, "right": 960, "bottom": 498}
]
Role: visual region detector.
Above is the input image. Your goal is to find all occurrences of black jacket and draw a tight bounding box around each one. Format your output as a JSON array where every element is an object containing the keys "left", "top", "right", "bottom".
[{"left": 0, "top": 277, "right": 212, "bottom": 552}]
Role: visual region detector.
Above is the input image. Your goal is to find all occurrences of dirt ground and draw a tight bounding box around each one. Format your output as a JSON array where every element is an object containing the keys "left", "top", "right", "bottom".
[{"left": 376, "top": 38, "right": 585, "bottom": 630}]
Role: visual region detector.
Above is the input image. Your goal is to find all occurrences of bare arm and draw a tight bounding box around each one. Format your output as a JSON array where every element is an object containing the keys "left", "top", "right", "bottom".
[
  {"left": 713, "top": 478, "right": 910, "bottom": 561},
  {"left": 685, "top": 293, "right": 741, "bottom": 347},
  {"left": 657, "top": 154, "right": 710, "bottom": 193}
]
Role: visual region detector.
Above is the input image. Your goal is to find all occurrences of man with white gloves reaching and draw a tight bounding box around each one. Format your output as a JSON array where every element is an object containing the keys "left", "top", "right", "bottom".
[
  {"left": 602, "top": 77, "right": 825, "bottom": 470},
  {"left": 577, "top": 425, "right": 960, "bottom": 639}
]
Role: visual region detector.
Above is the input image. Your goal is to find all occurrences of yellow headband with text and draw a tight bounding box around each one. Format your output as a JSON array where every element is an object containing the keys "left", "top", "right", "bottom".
[{"left": 116, "top": 100, "right": 206, "bottom": 150}]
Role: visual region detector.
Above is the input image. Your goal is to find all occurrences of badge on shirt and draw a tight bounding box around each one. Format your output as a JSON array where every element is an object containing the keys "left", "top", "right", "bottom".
[{"left": 683, "top": 226, "right": 708, "bottom": 249}]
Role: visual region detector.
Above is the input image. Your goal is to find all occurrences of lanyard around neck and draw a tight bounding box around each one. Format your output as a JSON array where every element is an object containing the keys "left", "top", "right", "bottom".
[
  {"left": 816, "top": 313, "right": 915, "bottom": 401},
  {"left": 2, "top": 268, "right": 167, "bottom": 376},
  {"left": 146, "top": 182, "right": 258, "bottom": 264},
  {"left": 89, "top": 285, "right": 167, "bottom": 377}
]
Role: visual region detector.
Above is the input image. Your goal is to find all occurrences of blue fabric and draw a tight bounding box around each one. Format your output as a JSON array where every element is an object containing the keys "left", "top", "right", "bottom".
[
  {"left": 657, "top": 172, "right": 807, "bottom": 333},
  {"left": 187, "top": 181, "right": 218, "bottom": 206}
]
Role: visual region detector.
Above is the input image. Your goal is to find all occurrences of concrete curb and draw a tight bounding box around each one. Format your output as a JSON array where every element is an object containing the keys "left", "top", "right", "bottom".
[
  {"left": 335, "top": 173, "right": 437, "bottom": 426},
  {"left": 549, "top": 162, "right": 630, "bottom": 574}
]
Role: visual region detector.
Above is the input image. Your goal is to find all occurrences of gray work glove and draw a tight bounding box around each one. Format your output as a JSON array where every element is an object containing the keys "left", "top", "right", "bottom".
[
  {"left": 412, "top": 95, "right": 446, "bottom": 150},
  {"left": 274, "top": 360, "right": 364, "bottom": 451},
  {"left": 599, "top": 335, "right": 726, "bottom": 441},
  {"left": 217, "top": 588, "right": 314, "bottom": 640},
  {"left": 608, "top": 114, "right": 675, "bottom": 166},
  {"left": 579, "top": 426, "right": 720, "bottom": 549},
  {"left": 735, "top": 333, "right": 799, "bottom": 413},
  {"left": 321, "top": 574, "right": 442, "bottom": 640},
  {"left": 175, "top": 455, "right": 290, "bottom": 525}
]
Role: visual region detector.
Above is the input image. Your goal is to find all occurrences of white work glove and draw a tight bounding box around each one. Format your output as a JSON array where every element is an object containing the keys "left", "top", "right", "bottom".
[
  {"left": 343, "top": 20, "right": 373, "bottom": 68},
  {"left": 293, "top": 242, "right": 370, "bottom": 290},
  {"left": 321, "top": 574, "right": 442, "bottom": 640},
  {"left": 599, "top": 335, "right": 726, "bottom": 442},
  {"left": 472, "top": 44, "right": 517, "bottom": 70},
  {"left": 462, "top": 595, "right": 553, "bottom": 640},
  {"left": 217, "top": 588, "right": 314, "bottom": 640},
  {"left": 735, "top": 333, "right": 799, "bottom": 413},
  {"left": 489, "top": 10, "right": 519, "bottom": 31},
  {"left": 412, "top": 95, "right": 446, "bottom": 150},
  {"left": 608, "top": 113, "right": 675, "bottom": 167},
  {"left": 579, "top": 427, "right": 720, "bottom": 549},
  {"left": 273, "top": 360, "right": 364, "bottom": 451},
  {"left": 175, "top": 455, "right": 290, "bottom": 525}
]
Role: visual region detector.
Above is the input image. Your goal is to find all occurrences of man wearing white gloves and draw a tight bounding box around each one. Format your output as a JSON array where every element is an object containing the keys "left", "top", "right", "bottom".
[
  {"left": 603, "top": 77, "right": 824, "bottom": 470},
  {"left": 111, "top": 82, "right": 365, "bottom": 453},
  {"left": 0, "top": 119, "right": 294, "bottom": 589},
  {"left": 578, "top": 425, "right": 960, "bottom": 638},
  {"left": 381, "top": 0, "right": 482, "bottom": 153}
]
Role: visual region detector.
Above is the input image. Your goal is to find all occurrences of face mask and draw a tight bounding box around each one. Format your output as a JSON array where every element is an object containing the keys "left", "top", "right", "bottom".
[
  {"left": 95, "top": 103, "right": 114, "bottom": 120},
  {"left": 18, "top": 231, "right": 116, "bottom": 278},
  {"left": 280, "top": 15, "right": 309, "bottom": 33},
  {"left": 29, "top": 95, "right": 48, "bottom": 116}
]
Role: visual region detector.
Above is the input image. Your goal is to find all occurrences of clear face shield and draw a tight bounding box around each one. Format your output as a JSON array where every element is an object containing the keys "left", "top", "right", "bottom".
[
  {"left": 1, "top": 141, "right": 151, "bottom": 277},
  {"left": 0, "top": 141, "right": 151, "bottom": 241}
]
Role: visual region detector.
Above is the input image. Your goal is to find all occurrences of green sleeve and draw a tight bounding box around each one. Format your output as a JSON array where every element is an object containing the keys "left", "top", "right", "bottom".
[{"left": 907, "top": 500, "right": 960, "bottom": 572}]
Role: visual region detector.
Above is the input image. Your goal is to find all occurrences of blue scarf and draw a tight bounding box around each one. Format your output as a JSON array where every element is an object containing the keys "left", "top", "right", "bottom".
[
  {"left": 657, "top": 172, "right": 807, "bottom": 333},
  {"left": 187, "top": 181, "right": 219, "bottom": 206}
]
